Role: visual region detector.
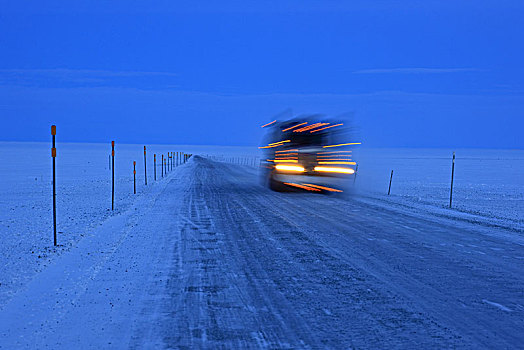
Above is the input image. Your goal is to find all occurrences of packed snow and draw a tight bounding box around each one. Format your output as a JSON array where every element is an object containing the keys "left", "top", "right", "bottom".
[{"left": 0, "top": 142, "right": 522, "bottom": 348}]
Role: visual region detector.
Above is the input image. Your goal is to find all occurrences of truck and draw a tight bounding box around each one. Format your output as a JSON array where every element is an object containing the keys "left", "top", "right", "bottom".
[{"left": 259, "top": 116, "right": 358, "bottom": 193}]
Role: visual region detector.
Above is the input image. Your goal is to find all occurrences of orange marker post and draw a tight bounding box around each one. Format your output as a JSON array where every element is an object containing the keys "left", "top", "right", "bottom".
[
  {"left": 133, "top": 161, "right": 136, "bottom": 194},
  {"left": 388, "top": 170, "right": 394, "bottom": 195},
  {"left": 450, "top": 152, "right": 455, "bottom": 208},
  {"left": 111, "top": 141, "right": 115, "bottom": 210},
  {"left": 144, "top": 146, "right": 147, "bottom": 185},
  {"left": 51, "top": 125, "right": 57, "bottom": 246}
]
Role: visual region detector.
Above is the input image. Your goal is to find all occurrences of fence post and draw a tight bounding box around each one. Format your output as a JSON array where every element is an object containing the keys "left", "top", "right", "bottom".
[
  {"left": 450, "top": 152, "right": 455, "bottom": 208},
  {"left": 353, "top": 164, "right": 359, "bottom": 184},
  {"left": 133, "top": 161, "right": 136, "bottom": 194},
  {"left": 51, "top": 125, "right": 57, "bottom": 246},
  {"left": 161, "top": 154, "right": 164, "bottom": 177},
  {"left": 144, "top": 146, "right": 147, "bottom": 185},
  {"left": 388, "top": 170, "right": 394, "bottom": 195},
  {"left": 111, "top": 141, "right": 115, "bottom": 210},
  {"left": 154, "top": 154, "right": 157, "bottom": 180}
]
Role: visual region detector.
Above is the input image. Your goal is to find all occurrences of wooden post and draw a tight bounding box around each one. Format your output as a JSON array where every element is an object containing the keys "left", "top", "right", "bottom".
[
  {"left": 51, "top": 125, "right": 57, "bottom": 246},
  {"left": 133, "top": 161, "right": 136, "bottom": 194},
  {"left": 388, "top": 170, "right": 393, "bottom": 195},
  {"left": 161, "top": 154, "right": 164, "bottom": 177},
  {"left": 111, "top": 141, "right": 115, "bottom": 210},
  {"left": 154, "top": 154, "right": 157, "bottom": 180},
  {"left": 450, "top": 152, "right": 455, "bottom": 208},
  {"left": 144, "top": 146, "right": 147, "bottom": 185}
]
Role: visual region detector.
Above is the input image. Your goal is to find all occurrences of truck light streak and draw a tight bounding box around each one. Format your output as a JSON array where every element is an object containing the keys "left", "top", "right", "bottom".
[
  {"left": 322, "top": 142, "right": 362, "bottom": 148},
  {"left": 318, "top": 158, "right": 351, "bottom": 164},
  {"left": 275, "top": 164, "right": 305, "bottom": 172},
  {"left": 259, "top": 140, "right": 291, "bottom": 149},
  {"left": 310, "top": 123, "right": 343, "bottom": 133},
  {"left": 303, "top": 184, "right": 343, "bottom": 192},
  {"left": 276, "top": 149, "right": 298, "bottom": 153},
  {"left": 314, "top": 166, "right": 355, "bottom": 174},
  {"left": 261, "top": 120, "right": 276, "bottom": 128},
  {"left": 317, "top": 151, "right": 352, "bottom": 154},
  {"left": 282, "top": 122, "right": 307, "bottom": 132},
  {"left": 283, "top": 182, "right": 321, "bottom": 191},
  {"left": 294, "top": 122, "right": 329, "bottom": 133}
]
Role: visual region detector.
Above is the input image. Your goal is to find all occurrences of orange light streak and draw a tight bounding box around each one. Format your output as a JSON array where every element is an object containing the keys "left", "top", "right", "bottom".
[
  {"left": 282, "top": 122, "right": 307, "bottom": 132},
  {"left": 258, "top": 140, "right": 291, "bottom": 149},
  {"left": 310, "top": 123, "right": 343, "bottom": 133},
  {"left": 317, "top": 151, "right": 352, "bottom": 154},
  {"left": 274, "top": 159, "right": 298, "bottom": 163},
  {"left": 322, "top": 142, "right": 361, "bottom": 148},
  {"left": 275, "top": 149, "right": 298, "bottom": 153},
  {"left": 261, "top": 120, "right": 276, "bottom": 128},
  {"left": 305, "top": 123, "right": 331, "bottom": 132},
  {"left": 283, "top": 182, "right": 321, "bottom": 191},
  {"left": 317, "top": 154, "right": 352, "bottom": 157},
  {"left": 303, "top": 184, "right": 343, "bottom": 192},
  {"left": 294, "top": 122, "right": 328, "bottom": 132},
  {"left": 268, "top": 140, "right": 290, "bottom": 146}
]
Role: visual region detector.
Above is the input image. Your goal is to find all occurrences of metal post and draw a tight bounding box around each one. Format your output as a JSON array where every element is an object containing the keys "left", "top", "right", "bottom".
[
  {"left": 133, "top": 161, "right": 136, "bottom": 194},
  {"left": 111, "top": 141, "right": 115, "bottom": 210},
  {"left": 161, "top": 154, "right": 164, "bottom": 177},
  {"left": 144, "top": 146, "right": 147, "bottom": 185},
  {"left": 388, "top": 170, "right": 393, "bottom": 195},
  {"left": 51, "top": 125, "right": 57, "bottom": 246},
  {"left": 154, "top": 154, "right": 157, "bottom": 181},
  {"left": 450, "top": 152, "right": 455, "bottom": 208}
]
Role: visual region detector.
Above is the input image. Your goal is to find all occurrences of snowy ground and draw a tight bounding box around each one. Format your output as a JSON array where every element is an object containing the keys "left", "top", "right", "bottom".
[
  {"left": 0, "top": 142, "right": 523, "bottom": 348},
  {"left": 353, "top": 148, "right": 524, "bottom": 232}
]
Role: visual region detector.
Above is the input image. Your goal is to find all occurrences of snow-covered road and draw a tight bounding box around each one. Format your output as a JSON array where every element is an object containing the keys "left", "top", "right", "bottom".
[{"left": 1, "top": 156, "right": 522, "bottom": 349}]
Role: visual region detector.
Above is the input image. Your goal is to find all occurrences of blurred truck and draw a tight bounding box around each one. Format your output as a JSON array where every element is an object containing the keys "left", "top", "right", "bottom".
[{"left": 259, "top": 116, "right": 359, "bottom": 193}]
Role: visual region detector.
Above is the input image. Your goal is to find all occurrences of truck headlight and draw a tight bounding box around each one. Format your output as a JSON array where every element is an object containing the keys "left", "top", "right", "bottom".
[
  {"left": 275, "top": 164, "right": 305, "bottom": 172},
  {"left": 314, "top": 166, "right": 355, "bottom": 174}
]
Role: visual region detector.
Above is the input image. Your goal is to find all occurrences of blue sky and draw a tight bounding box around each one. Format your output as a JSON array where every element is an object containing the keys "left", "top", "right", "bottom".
[{"left": 0, "top": 0, "right": 522, "bottom": 148}]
